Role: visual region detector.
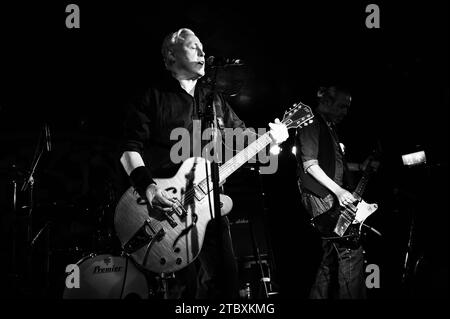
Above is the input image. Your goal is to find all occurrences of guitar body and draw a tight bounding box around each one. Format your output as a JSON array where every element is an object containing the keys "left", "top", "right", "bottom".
[
  {"left": 312, "top": 199, "right": 378, "bottom": 238},
  {"left": 114, "top": 157, "right": 232, "bottom": 274},
  {"left": 311, "top": 148, "right": 381, "bottom": 240}
]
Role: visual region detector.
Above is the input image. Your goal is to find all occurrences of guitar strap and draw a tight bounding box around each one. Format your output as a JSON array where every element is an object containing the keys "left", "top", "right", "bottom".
[{"left": 328, "top": 121, "right": 353, "bottom": 190}]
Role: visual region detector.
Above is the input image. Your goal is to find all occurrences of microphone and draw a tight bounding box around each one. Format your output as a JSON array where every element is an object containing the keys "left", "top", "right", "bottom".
[
  {"left": 206, "top": 56, "right": 245, "bottom": 67},
  {"left": 44, "top": 124, "right": 51, "bottom": 152}
]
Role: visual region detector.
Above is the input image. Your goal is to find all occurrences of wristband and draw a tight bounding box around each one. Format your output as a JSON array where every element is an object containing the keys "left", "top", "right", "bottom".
[{"left": 129, "top": 166, "right": 156, "bottom": 196}]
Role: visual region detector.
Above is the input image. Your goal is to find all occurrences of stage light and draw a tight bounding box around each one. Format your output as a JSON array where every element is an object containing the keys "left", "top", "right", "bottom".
[
  {"left": 402, "top": 150, "right": 426, "bottom": 166},
  {"left": 270, "top": 145, "right": 281, "bottom": 155},
  {"left": 291, "top": 146, "right": 297, "bottom": 155}
]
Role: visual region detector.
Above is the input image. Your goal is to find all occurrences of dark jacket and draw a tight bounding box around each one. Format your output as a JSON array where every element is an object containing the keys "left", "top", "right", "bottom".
[{"left": 295, "top": 112, "right": 348, "bottom": 198}]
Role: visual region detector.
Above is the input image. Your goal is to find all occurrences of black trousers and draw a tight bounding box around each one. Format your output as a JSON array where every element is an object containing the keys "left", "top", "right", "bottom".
[{"left": 168, "top": 216, "right": 239, "bottom": 299}]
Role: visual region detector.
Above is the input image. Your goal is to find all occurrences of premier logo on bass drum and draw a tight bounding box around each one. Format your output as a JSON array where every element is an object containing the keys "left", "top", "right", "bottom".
[{"left": 92, "top": 258, "right": 123, "bottom": 274}]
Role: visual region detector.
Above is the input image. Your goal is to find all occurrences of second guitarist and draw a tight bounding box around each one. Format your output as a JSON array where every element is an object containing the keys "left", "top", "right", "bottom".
[{"left": 294, "top": 85, "right": 379, "bottom": 299}]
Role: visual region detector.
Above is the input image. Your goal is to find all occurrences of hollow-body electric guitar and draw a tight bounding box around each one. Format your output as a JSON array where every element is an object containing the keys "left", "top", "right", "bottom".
[{"left": 114, "top": 102, "right": 314, "bottom": 273}]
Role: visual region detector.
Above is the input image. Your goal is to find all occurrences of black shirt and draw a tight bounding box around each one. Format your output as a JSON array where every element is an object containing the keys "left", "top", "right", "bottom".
[{"left": 121, "top": 75, "right": 246, "bottom": 178}]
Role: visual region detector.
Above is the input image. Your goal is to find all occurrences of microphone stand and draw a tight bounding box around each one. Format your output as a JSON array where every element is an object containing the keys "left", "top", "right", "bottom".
[{"left": 203, "top": 65, "right": 226, "bottom": 298}]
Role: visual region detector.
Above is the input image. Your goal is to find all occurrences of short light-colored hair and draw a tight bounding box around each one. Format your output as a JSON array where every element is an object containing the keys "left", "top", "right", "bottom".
[{"left": 161, "top": 28, "right": 196, "bottom": 69}]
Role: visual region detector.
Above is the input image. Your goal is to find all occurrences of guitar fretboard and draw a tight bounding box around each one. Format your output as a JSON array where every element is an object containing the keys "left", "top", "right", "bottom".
[
  {"left": 353, "top": 169, "right": 371, "bottom": 198},
  {"left": 196, "top": 132, "right": 273, "bottom": 192},
  {"left": 219, "top": 132, "right": 273, "bottom": 182}
]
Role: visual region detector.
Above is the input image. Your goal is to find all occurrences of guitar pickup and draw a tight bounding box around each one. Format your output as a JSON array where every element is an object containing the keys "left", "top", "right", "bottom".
[
  {"left": 163, "top": 211, "right": 178, "bottom": 228},
  {"left": 123, "top": 220, "right": 165, "bottom": 254},
  {"left": 173, "top": 199, "right": 188, "bottom": 219}
]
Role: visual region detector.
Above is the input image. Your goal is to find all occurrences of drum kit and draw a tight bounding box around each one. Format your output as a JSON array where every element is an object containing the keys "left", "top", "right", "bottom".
[
  {"left": 57, "top": 201, "right": 165, "bottom": 300},
  {"left": 2, "top": 182, "right": 161, "bottom": 299},
  {"left": 0, "top": 134, "right": 163, "bottom": 300}
]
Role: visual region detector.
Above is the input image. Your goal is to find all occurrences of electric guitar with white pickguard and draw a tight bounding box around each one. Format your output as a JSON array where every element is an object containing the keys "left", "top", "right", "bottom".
[{"left": 311, "top": 152, "right": 380, "bottom": 240}]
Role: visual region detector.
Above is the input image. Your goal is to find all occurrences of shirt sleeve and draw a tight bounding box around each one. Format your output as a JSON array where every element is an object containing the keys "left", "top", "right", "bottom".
[
  {"left": 120, "top": 90, "right": 152, "bottom": 155},
  {"left": 215, "top": 94, "right": 251, "bottom": 152},
  {"left": 295, "top": 119, "right": 320, "bottom": 172},
  {"left": 219, "top": 95, "right": 246, "bottom": 129}
]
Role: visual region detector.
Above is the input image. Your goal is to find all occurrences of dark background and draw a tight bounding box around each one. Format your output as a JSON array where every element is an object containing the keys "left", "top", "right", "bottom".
[{"left": 0, "top": 1, "right": 448, "bottom": 299}]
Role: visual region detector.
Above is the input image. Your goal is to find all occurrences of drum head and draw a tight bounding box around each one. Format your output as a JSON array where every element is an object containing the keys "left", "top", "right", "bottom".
[{"left": 63, "top": 254, "right": 148, "bottom": 299}]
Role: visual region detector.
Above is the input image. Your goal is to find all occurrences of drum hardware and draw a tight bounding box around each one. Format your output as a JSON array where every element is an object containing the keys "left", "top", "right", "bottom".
[
  {"left": 158, "top": 272, "right": 176, "bottom": 299},
  {"left": 226, "top": 166, "right": 279, "bottom": 299},
  {"left": 17, "top": 124, "right": 52, "bottom": 287}
]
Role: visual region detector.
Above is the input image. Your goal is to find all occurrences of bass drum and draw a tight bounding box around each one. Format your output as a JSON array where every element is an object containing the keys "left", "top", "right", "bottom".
[{"left": 63, "top": 254, "right": 149, "bottom": 299}]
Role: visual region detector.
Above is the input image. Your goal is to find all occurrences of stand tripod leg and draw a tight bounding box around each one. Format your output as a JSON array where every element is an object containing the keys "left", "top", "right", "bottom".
[
  {"left": 159, "top": 272, "right": 175, "bottom": 299},
  {"left": 247, "top": 217, "right": 271, "bottom": 298}
]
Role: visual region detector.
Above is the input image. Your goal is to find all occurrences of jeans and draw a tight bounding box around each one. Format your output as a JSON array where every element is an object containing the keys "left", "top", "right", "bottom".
[
  {"left": 300, "top": 191, "right": 367, "bottom": 299},
  {"left": 309, "top": 239, "right": 367, "bottom": 299}
]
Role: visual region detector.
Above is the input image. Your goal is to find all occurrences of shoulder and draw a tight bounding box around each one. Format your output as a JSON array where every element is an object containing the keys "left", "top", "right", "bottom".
[{"left": 297, "top": 115, "right": 320, "bottom": 134}]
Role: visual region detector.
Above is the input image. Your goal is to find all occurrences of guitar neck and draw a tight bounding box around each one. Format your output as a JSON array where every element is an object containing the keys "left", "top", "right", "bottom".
[
  {"left": 194, "top": 101, "right": 314, "bottom": 192},
  {"left": 353, "top": 169, "right": 372, "bottom": 199},
  {"left": 196, "top": 132, "right": 273, "bottom": 192},
  {"left": 219, "top": 132, "right": 273, "bottom": 183},
  {"left": 194, "top": 132, "right": 272, "bottom": 194}
]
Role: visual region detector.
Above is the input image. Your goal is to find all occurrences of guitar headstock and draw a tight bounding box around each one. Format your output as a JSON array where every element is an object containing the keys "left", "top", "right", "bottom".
[
  {"left": 363, "top": 142, "right": 383, "bottom": 174},
  {"left": 281, "top": 102, "right": 314, "bottom": 130}
]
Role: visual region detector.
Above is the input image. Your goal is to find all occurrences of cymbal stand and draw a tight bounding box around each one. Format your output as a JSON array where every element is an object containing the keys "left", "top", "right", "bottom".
[
  {"left": 247, "top": 167, "right": 273, "bottom": 298},
  {"left": 20, "top": 123, "right": 51, "bottom": 294}
]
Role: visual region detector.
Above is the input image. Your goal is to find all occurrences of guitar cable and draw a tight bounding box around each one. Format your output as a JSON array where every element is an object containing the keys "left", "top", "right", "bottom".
[
  {"left": 321, "top": 234, "right": 356, "bottom": 240},
  {"left": 119, "top": 256, "right": 129, "bottom": 299},
  {"left": 361, "top": 223, "right": 382, "bottom": 237}
]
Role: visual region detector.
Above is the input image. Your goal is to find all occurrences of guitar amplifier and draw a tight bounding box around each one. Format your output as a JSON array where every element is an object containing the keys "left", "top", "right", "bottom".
[
  {"left": 224, "top": 165, "right": 270, "bottom": 259},
  {"left": 229, "top": 217, "right": 269, "bottom": 259}
]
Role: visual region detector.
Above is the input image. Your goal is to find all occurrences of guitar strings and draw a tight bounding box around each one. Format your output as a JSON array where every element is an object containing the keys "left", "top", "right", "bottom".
[
  {"left": 177, "top": 115, "right": 303, "bottom": 205},
  {"left": 179, "top": 133, "right": 271, "bottom": 206}
]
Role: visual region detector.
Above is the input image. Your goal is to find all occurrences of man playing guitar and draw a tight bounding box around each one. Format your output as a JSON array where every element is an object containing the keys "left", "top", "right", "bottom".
[
  {"left": 294, "top": 85, "right": 379, "bottom": 299},
  {"left": 119, "top": 28, "right": 289, "bottom": 299}
]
